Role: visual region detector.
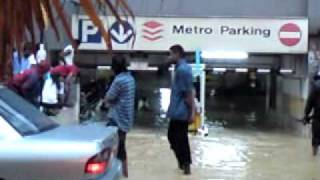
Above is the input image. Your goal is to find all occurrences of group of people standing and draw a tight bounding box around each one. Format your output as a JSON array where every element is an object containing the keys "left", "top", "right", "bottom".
[
  {"left": 104, "top": 45, "right": 195, "bottom": 178},
  {"left": 7, "top": 40, "right": 81, "bottom": 115}
]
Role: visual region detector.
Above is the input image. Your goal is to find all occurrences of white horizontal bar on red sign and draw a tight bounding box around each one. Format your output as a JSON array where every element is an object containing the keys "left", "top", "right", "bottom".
[{"left": 279, "top": 32, "right": 301, "bottom": 39}]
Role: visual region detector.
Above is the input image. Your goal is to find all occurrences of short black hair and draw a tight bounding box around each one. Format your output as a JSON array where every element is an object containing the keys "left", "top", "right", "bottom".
[
  {"left": 36, "top": 43, "right": 41, "bottom": 51},
  {"left": 169, "top": 44, "right": 185, "bottom": 58},
  {"left": 74, "top": 39, "right": 81, "bottom": 46},
  {"left": 314, "top": 73, "right": 320, "bottom": 81},
  {"left": 23, "top": 42, "right": 32, "bottom": 51},
  {"left": 111, "top": 55, "right": 128, "bottom": 74}
]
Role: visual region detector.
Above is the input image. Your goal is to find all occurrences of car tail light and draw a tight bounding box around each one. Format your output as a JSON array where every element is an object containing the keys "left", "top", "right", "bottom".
[
  {"left": 85, "top": 148, "right": 112, "bottom": 175},
  {"left": 85, "top": 161, "right": 107, "bottom": 174}
]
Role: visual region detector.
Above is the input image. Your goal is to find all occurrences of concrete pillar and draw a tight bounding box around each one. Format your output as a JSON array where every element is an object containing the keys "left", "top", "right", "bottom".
[{"left": 273, "top": 54, "right": 308, "bottom": 132}]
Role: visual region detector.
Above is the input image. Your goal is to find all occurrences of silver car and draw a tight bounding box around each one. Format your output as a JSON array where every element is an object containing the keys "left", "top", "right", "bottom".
[{"left": 0, "top": 86, "right": 122, "bottom": 180}]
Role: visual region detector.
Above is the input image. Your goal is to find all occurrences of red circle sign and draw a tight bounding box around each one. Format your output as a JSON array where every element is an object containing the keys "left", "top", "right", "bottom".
[{"left": 279, "top": 23, "right": 302, "bottom": 47}]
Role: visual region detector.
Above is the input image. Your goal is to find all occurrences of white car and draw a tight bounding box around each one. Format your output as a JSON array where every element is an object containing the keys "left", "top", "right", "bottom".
[{"left": 0, "top": 86, "right": 121, "bottom": 180}]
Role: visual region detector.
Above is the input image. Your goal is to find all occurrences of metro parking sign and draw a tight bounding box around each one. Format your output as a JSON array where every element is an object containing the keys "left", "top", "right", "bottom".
[
  {"left": 77, "top": 17, "right": 135, "bottom": 46},
  {"left": 73, "top": 15, "right": 307, "bottom": 53},
  {"left": 78, "top": 19, "right": 102, "bottom": 43}
]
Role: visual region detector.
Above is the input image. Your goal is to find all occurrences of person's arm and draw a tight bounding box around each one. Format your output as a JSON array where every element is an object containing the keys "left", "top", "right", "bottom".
[
  {"left": 305, "top": 90, "right": 315, "bottom": 117},
  {"left": 21, "top": 74, "right": 37, "bottom": 96},
  {"left": 65, "top": 66, "right": 75, "bottom": 82},
  {"left": 185, "top": 91, "right": 196, "bottom": 123},
  {"left": 61, "top": 50, "right": 72, "bottom": 57},
  {"left": 104, "top": 79, "right": 120, "bottom": 104},
  {"left": 60, "top": 46, "right": 72, "bottom": 57},
  {"left": 177, "top": 69, "right": 196, "bottom": 123},
  {"left": 65, "top": 73, "right": 73, "bottom": 84}
]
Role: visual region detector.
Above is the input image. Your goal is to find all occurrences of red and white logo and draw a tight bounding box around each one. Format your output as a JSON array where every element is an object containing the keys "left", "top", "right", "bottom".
[
  {"left": 279, "top": 23, "right": 302, "bottom": 47},
  {"left": 142, "top": 21, "right": 163, "bottom": 41}
]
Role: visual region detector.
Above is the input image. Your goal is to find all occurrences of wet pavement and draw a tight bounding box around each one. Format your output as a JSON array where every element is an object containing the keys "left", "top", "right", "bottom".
[{"left": 126, "top": 126, "right": 320, "bottom": 180}]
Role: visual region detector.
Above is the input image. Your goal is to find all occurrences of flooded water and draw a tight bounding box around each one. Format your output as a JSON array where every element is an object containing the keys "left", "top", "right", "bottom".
[
  {"left": 84, "top": 71, "right": 320, "bottom": 179},
  {"left": 127, "top": 126, "right": 320, "bottom": 180}
]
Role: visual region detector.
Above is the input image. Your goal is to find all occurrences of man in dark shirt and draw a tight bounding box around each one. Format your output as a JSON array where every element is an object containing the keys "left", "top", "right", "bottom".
[
  {"left": 166, "top": 45, "right": 195, "bottom": 175},
  {"left": 304, "top": 73, "right": 320, "bottom": 156}
]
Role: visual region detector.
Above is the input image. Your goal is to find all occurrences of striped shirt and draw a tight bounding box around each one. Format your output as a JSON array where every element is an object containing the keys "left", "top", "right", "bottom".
[{"left": 106, "top": 72, "right": 135, "bottom": 132}]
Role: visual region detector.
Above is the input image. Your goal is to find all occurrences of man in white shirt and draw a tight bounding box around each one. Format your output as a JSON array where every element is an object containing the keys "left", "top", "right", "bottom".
[
  {"left": 28, "top": 54, "right": 37, "bottom": 68},
  {"left": 59, "top": 40, "right": 81, "bottom": 107},
  {"left": 61, "top": 40, "right": 81, "bottom": 65},
  {"left": 36, "top": 43, "right": 47, "bottom": 63}
]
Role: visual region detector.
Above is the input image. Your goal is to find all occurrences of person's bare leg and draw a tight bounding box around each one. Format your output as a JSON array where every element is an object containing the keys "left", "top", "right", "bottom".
[
  {"left": 122, "top": 159, "right": 128, "bottom": 178},
  {"left": 313, "top": 146, "right": 318, "bottom": 156}
]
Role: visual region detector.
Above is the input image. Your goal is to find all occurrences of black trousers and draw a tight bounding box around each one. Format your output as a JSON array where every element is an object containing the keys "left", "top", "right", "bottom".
[
  {"left": 312, "top": 118, "right": 320, "bottom": 146},
  {"left": 117, "top": 129, "right": 127, "bottom": 161},
  {"left": 167, "top": 120, "right": 192, "bottom": 165},
  {"left": 107, "top": 120, "right": 127, "bottom": 161}
]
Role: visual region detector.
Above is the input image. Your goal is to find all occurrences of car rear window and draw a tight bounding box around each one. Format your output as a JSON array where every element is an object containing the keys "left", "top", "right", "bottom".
[
  {"left": 0, "top": 88, "right": 59, "bottom": 135},
  {"left": 0, "top": 103, "right": 39, "bottom": 136}
]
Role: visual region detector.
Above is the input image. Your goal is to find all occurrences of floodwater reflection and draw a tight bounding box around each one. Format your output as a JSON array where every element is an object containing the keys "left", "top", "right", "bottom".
[
  {"left": 128, "top": 127, "right": 320, "bottom": 180},
  {"left": 193, "top": 136, "right": 248, "bottom": 171}
]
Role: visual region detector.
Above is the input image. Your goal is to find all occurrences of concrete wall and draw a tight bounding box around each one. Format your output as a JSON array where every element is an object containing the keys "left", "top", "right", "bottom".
[
  {"left": 280, "top": 55, "right": 308, "bottom": 78},
  {"left": 272, "top": 76, "right": 303, "bottom": 131},
  {"left": 263, "top": 53, "right": 310, "bottom": 133},
  {"left": 44, "top": 1, "right": 76, "bottom": 50},
  {"left": 308, "top": 0, "right": 320, "bottom": 34},
  {"left": 208, "top": 55, "right": 280, "bottom": 69},
  {"left": 128, "top": 0, "right": 307, "bottom": 17},
  {"left": 281, "top": 78, "right": 307, "bottom": 99}
]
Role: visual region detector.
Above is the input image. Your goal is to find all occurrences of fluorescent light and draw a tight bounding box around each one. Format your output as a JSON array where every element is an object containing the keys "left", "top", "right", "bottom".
[
  {"left": 201, "top": 51, "right": 248, "bottom": 59},
  {"left": 97, "top": 66, "right": 158, "bottom": 71},
  {"left": 169, "top": 65, "right": 175, "bottom": 71},
  {"left": 213, "top": 68, "right": 227, "bottom": 72},
  {"left": 235, "top": 68, "right": 248, "bottom": 73},
  {"left": 128, "top": 67, "right": 159, "bottom": 71},
  {"left": 147, "top": 67, "right": 159, "bottom": 71},
  {"left": 257, "top": 69, "right": 271, "bottom": 73},
  {"left": 280, "top": 69, "right": 293, "bottom": 74},
  {"left": 97, "top": 66, "right": 111, "bottom": 70},
  {"left": 191, "top": 64, "right": 205, "bottom": 70}
]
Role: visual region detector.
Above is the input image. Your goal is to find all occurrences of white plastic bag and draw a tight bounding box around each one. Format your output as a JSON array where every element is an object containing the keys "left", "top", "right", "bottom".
[{"left": 42, "top": 74, "right": 58, "bottom": 104}]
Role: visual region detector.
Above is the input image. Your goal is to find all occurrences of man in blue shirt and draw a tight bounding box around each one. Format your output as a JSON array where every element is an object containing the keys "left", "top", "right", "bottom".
[
  {"left": 12, "top": 49, "right": 21, "bottom": 75},
  {"left": 105, "top": 55, "right": 135, "bottom": 178},
  {"left": 167, "top": 45, "right": 195, "bottom": 175},
  {"left": 20, "top": 44, "right": 32, "bottom": 73}
]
